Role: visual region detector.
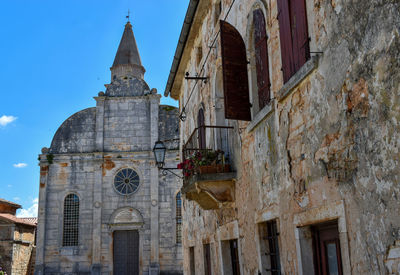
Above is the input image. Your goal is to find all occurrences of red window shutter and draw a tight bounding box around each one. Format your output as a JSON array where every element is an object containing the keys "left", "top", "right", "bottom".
[
  {"left": 253, "top": 9, "right": 271, "bottom": 109},
  {"left": 220, "top": 20, "right": 251, "bottom": 121},
  {"left": 291, "top": 0, "right": 310, "bottom": 71},
  {"left": 277, "top": 0, "right": 294, "bottom": 83},
  {"left": 197, "top": 108, "right": 206, "bottom": 149}
]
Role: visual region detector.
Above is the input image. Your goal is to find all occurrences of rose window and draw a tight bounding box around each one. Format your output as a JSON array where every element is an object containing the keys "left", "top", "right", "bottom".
[{"left": 113, "top": 168, "right": 140, "bottom": 195}]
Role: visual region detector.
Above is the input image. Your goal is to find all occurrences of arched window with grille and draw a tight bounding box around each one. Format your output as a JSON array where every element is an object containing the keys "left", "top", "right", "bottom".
[
  {"left": 63, "top": 194, "right": 79, "bottom": 246},
  {"left": 176, "top": 192, "right": 182, "bottom": 244}
]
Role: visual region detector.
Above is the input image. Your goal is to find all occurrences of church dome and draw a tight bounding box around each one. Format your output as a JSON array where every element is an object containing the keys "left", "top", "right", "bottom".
[{"left": 49, "top": 108, "right": 96, "bottom": 154}]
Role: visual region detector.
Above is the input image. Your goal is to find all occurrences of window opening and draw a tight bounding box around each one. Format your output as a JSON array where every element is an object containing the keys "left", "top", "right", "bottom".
[
  {"left": 230, "top": 239, "right": 241, "bottom": 275},
  {"left": 260, "top": 220, "right": 281, "bottom": 275},
  {"left": 197, "top": 46, "right": 203, "bottom": 68},
  {"left": 214, "top": 1, "right": 222, "bottom": 26},
  {"left": 311, "top": 221, "right": 343, "bottom": 275},
  {"left": 63, "top": 194, "right": 79, "bottom": 246},
  {"left": 204, "top": 243, "right": 212, "bottom": 275},
  {"left": 190, "top": 246, "right": 196, "bottom": 275},
  {"left": 176, "top": 192, "right": 182, "bottom": 244}
]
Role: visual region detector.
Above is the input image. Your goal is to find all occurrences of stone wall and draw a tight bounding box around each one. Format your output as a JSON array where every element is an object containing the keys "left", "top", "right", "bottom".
[
  {"left": 0, "top": 221, "right": 35, "bottom": 275},
  {"left": 12, "top": 225, "right": 36, "bottom": 275},
  {"left": 173, "top": 0, "right": 400, "bottom": 274}
]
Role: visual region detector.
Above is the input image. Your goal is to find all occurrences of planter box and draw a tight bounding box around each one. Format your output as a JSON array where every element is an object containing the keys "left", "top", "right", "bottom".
[{"left": 198, "top": 164, "right": 230, "bottom": 174}]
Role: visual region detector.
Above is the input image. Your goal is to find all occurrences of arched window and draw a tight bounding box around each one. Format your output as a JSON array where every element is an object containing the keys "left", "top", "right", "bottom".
[
  {"left": 63, "top": 194, "right": 79, "bottom": 246},
  {"left": 176, "top": 192, "right": 182, "bottom": 244}
]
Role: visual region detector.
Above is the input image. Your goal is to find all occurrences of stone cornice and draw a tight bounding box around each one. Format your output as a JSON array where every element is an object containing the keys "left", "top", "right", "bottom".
[{"left": 94, "top": 93, "right": 161, "bottom": 101}]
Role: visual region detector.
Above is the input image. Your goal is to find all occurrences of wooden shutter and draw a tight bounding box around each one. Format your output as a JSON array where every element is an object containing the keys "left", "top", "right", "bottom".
[
  {"left": 253, "top": 9, "right": 271, "bottom": 109},
  {"left": 197, "top": 108, "right": 206, "bottom": 149},
  {"left": 277, "top": 0, "right": 294, "bottom": 83},
  {"left": 220, "top": 20, "right": 251, "bottom": 121},
  {"left": 291, "top": 0, "right": 310, "bottom": 71}
]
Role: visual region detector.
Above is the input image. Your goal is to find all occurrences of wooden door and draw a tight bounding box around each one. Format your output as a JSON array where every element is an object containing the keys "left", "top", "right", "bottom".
[
  {"left": 312, "top": 222, "right": 343, "bottom": 275},
  {"left": 113, "top": 230, "right": 139, "bottom": 275}
]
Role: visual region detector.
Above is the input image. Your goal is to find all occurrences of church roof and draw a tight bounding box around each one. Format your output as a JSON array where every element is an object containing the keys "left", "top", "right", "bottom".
[{"left": 112, "top": 21, "right": 142, "bottom": 67}]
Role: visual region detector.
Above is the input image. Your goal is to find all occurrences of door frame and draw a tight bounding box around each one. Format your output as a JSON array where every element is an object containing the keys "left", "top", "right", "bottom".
[
  {"left": 293, "top": 200, "right": 351, "bottom": 275},
  {"left": 108, "top": 207, "right": 144, "bottom": 275},
  {"left": 112, "top": 230, "right": 140, "bottom": 275}
]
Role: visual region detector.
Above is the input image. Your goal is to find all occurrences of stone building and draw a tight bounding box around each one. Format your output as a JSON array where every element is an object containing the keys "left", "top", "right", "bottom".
[
  {"left": 165, "top": 0, "right": 400, "bottom": 274},
  {"left": 35, "top": 22, "right": 182, "bottom": 274},
  {"left": 0, "top": 198, "right": 37, "bottom": 275}
]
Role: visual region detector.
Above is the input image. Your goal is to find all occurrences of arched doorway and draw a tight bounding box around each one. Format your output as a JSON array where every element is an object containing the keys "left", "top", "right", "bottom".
[{"left": 110, "top": 207, "right": 143, "bottom": 275}]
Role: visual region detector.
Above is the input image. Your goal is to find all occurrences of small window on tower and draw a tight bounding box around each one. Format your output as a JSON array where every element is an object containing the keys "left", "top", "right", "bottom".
[{"left": 197, "top": 45, "right": 203, "bottom": 68}]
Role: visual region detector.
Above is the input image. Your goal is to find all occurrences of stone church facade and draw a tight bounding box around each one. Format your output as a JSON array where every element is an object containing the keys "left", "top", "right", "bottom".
[{"left": 35, "top": 22, "right": 182, "bottom": 275}]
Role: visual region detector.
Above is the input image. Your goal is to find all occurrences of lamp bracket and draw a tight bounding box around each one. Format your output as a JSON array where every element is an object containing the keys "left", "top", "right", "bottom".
[{"left": 160, "top": 167, "right": 183, "bottom": 179}]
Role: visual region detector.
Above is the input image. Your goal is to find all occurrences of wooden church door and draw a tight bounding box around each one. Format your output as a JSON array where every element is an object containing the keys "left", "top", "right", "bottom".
[{"left": 113, "top": 230, "right": 139, "bottom": 274}]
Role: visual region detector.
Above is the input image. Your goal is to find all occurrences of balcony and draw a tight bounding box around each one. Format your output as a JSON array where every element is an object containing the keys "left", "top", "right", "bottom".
[{"left": 180, "top": 126, "right": 236, "bottom": 210}]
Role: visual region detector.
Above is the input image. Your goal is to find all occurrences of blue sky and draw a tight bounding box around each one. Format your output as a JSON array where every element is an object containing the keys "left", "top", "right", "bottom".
[{"left": 0, "top": 0, "right": 188, "bottom": 216}]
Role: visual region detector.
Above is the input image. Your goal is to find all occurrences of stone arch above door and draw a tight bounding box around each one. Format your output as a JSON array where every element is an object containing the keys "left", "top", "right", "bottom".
[{"left": 109, "top": 207, "right": 144, "bottom": 231}]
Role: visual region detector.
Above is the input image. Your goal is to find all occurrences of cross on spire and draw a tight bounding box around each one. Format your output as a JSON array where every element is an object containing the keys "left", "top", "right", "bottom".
[{"left": 126, "top": 10, "right": 130, "bottom": 22}]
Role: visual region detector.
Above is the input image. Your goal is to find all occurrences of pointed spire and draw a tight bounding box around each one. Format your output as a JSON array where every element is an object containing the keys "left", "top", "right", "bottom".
[{"left": 111, "top": 21, "right": 145, "bottom": 80}]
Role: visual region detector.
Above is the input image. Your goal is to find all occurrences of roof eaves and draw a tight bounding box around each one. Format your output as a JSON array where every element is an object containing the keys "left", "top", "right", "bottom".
[
  {"left": 0, "top": 198, "right": 22, "bottom": 209},
  {"left": 164, "top": 0, "right": 200, "bottom": 98}
]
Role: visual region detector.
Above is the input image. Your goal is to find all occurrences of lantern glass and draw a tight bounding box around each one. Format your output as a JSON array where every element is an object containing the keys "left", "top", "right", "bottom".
[{"left": 153, "top": 141, "right": 166, "bottom": 168}]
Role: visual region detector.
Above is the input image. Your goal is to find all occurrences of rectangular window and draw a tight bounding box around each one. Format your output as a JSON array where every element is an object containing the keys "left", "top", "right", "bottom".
[
  {"left": 297, "top": 220, "right": 343, "bottom": 275},
  {"left": 277, "top": 0, "right": 310, "bottom": 83},
  {"left": 221, "top": 239, "right": 241, "bottom": 275},
  {"left": 259, "top": 220, "right": 281, "bottom": 275},
  {"left": 230, "top": 239, "right": 241, "bottom": 275},
  {"left": 189, "top": 246, "right": 195, "bottom": 275},
  {"left": 204, "top": 243, "right": 212, "bottom": 275}
]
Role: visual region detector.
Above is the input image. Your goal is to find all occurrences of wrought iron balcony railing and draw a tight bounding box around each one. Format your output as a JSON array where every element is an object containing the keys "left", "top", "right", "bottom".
[
  {"left": 181, "top": 125, "right": 234, "bottom": 181},
  {"left": 180, "top": 125, "right": 236, "bottom": 209}
]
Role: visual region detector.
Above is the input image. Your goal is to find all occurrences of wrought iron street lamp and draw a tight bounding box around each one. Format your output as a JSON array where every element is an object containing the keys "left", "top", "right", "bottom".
[
  {"left": 153, "top": 141, "right": 166, "bottom": 168},
  {"left": 153, "top": 141, "right": 182, "bottom": 178}
]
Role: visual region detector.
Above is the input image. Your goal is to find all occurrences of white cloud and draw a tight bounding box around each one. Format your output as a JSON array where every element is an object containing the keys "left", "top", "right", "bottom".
[
  {"left": 13, "top": 163, "right": 27, "bottom": 168},
  {"left": 0, "top": 115, "right": 17, "bottom": 126},
  {"left": 17, "top": 198, "right": 38, "bottom": 218},
  {"left": 13, "top": 197, "right": 20, "bottom": 201}
]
